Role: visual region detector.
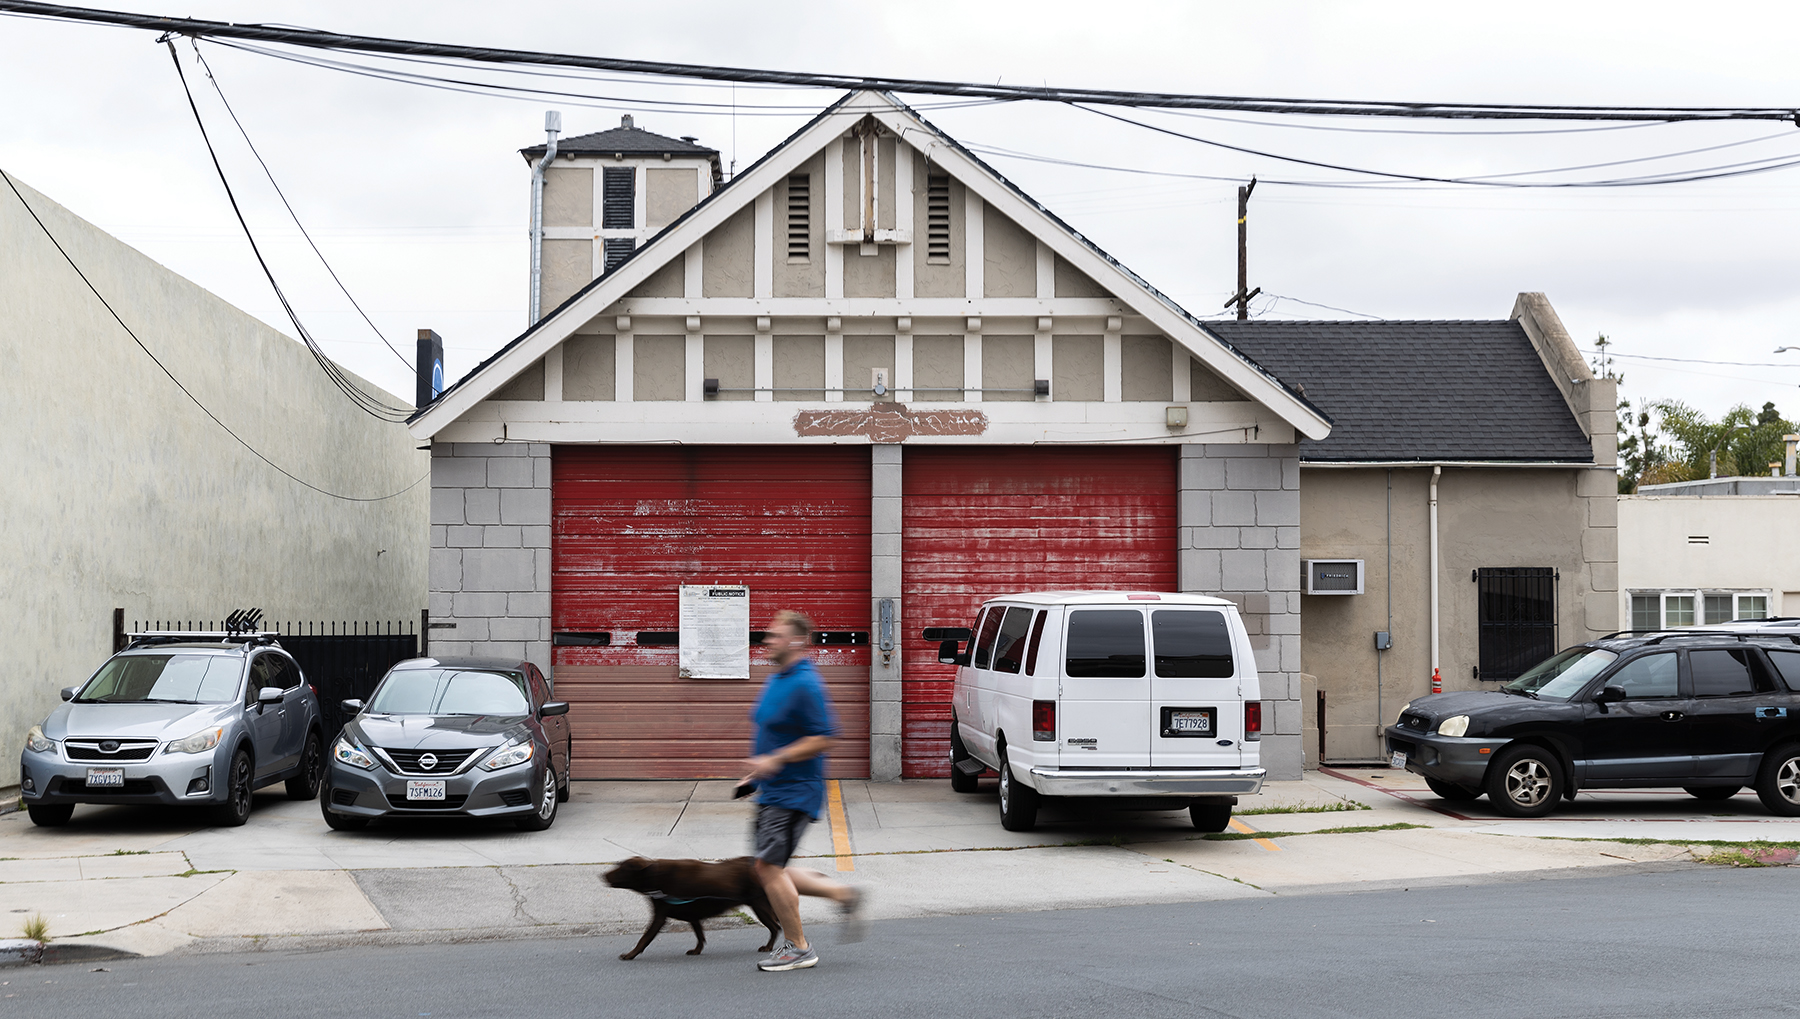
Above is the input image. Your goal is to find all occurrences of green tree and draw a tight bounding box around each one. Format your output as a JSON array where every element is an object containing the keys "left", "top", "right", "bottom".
[{"left": 1642, "top": 400, "right": 1796, "bottom": 486}]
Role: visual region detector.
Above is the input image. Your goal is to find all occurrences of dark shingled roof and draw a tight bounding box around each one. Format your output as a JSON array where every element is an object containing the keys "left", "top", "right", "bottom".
[
  {"left": 520, "top": 122, "right": 718, "bottom": 160},
  {"left": 1205, "top": 320, "right": 1594, "bottom": 463}
]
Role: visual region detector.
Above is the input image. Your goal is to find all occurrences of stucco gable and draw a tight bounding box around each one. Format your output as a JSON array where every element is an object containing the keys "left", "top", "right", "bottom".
[{"left": 412, "top": 91, "right": 1329, "bottom": 441}]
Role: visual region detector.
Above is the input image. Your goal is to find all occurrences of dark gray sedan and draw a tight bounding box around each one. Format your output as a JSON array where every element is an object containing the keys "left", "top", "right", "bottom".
[{"left": 320, "top": 656, "right": 572, "bottom": 832}]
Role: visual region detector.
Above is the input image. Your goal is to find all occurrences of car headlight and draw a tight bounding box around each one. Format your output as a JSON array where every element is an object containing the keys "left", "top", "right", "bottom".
[
  {"left": 1396, "top": 701, "right": 1412, "bottom": 723},
  {"left": 25, "top": 725, "right": 56, "bottom": 754},
  {"left": 1437, "top": 715, "right": 1471, "bottom": 738},
  {"left": 332, "top": 737, "right": 376, "bottom": 770},
  {"left": 165, "top": 727, "right": 224, "bottom": 755},
  {"left": 478, "top": 740, "right": 534, "bottom": 771}
]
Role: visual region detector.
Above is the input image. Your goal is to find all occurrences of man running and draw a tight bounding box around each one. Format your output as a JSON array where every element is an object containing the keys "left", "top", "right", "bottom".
[{"left": 740, "top": 609, "right": 864, "bottom": 972}]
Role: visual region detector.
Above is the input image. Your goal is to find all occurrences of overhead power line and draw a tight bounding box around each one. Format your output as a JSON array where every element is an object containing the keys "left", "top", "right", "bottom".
[
  {"left": 0, "top": 168, "right": 427, "bottom": 501},
  {"left": 4, "top": 1, "right": 1800, "bottom": 122}
]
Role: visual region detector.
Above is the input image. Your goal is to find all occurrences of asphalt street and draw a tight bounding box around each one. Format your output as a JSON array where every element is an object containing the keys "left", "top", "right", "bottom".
[{"left": 8, "top": 867, "right": 1797, "bottom": 1019}]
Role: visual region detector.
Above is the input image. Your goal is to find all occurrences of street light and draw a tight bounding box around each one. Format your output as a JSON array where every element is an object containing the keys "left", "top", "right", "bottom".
[{"left": 1777, "top": 346, "right": 1798, "bottom": 354}]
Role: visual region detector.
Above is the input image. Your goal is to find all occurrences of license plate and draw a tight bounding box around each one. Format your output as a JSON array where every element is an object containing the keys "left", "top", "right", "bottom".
[
  {"left": 406, "top": 780, "right": 446, "bottom": 801},
  {"left": 1169, "top": 710, "right": 1212, "bottom": 734},
  {"left": 1390, "top": 751, "right": 1408, "bottom": 769},
  {"left": 86, "top": 768, "right": 125, "bottom": 787}
]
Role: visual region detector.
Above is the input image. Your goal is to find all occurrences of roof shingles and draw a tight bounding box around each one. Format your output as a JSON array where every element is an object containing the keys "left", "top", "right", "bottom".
[{"left": 1206, "top": 320, "right": 1593, "bottom": 463}]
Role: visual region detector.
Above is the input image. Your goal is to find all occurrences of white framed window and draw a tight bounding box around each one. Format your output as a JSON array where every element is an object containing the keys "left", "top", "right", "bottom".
[{"left": 1628, "top": 589, "right": 1775, "bottom": 628}]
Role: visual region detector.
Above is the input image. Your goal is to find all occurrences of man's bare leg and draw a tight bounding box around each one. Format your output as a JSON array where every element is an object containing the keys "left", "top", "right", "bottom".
[
  {"left": 788, "top": 867, "right": 852, "bottom": 903},
  {"left": 753, "top": 859, "right": 808, "bottom": 950}
]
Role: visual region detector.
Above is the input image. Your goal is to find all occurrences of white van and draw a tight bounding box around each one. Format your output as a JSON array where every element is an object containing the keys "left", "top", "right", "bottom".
[{"left": 929, "top": 591, "right": 1266, "bottom": 832}]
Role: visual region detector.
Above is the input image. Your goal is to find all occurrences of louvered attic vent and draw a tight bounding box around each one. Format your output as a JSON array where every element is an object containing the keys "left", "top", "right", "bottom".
[
  {"left": 786, "top": 174, "right": 811, "bottom": 261},
  {"left": 602, "top": 167, "right": 635, "bottom": 229},
  {"left": 926, "top": 173, "right": 951, "bottom": 264}
]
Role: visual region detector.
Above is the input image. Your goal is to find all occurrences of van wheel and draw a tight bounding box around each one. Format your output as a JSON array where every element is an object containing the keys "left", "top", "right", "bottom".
[
  {"left": 949, "top": 721, "right": 981, "bottom": 793},
  {"left": 1754, "top": 743, "right": 1800, "bottom": 816},
  {"left": 996, "top": 747, "right": 1039, "bottom": 832},
  {"left": 1189, "top": 803, "right": 1232, "bottom": 832},
  {"left": 1425, "top": 777, "right": 1482, "bottom": 802}
]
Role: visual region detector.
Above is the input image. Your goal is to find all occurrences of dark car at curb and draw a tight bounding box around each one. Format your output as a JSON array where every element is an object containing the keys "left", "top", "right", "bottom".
[
  {"left": 1385, "top": 630, "right": 1800, "bottom": 817},
  {"left": 320, "top": 656, "right": 572, "bottom": 832}
]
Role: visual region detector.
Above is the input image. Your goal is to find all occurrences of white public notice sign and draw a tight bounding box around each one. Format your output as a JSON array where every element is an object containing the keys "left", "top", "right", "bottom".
[{"left": 679, "top": 584, "right": 751, "bottom": 679}]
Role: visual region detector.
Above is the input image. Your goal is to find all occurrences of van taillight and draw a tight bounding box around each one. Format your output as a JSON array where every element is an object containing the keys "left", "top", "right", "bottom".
[
  {"left": 1244, "top": 701, "right": 1262, "bottom": 741},
  {"left": 1032, "top": 700, "right": 1056, "bottom": 741}
]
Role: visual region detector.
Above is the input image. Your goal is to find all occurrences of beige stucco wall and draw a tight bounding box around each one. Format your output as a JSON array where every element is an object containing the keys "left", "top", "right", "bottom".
[
  {"left": 1299, "top": 466, "right": 1615, "bottom": 761},
  {"left": 1619, "top": 495, "right": 1800, "bottom": 615},
  {"left": 0, "top": 171, "right": 427, "bottom": 790},
  {"left": 704, "top": 335, "right": 755, "bottom": 401}
]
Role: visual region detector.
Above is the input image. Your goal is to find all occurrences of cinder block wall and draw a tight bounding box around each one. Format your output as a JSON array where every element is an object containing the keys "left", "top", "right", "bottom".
[
  {"left": 1178, "top": 443, "right": 1304, "bottom": 779},
  {"left": 428, "top": 442, "right": 553, "bottom": 673}
]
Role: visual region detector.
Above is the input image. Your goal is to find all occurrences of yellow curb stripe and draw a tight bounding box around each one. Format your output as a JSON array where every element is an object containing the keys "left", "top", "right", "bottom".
[
  {"left": 1229, "top": 817, "right": 1282, "bottom": 852},
  {"left": 826, "top": 779, "right": 855, "bottom": 872}
]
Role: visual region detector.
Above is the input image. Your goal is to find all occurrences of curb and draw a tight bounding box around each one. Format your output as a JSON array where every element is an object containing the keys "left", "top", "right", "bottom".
[{"left": 0, "top": 939, "right": 44, "bottom": 967}]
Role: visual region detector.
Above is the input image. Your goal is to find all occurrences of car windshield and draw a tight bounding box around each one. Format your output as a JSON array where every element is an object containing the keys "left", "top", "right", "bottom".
[
  {"left": 367, "top": 669, "right": 530, "bottom": 716},
  {"left": 76, "top": 654, "right": 242, "bottom": 704},
  {"left": 1502, "top": 647, "right": 1619, "bottom": 701}
]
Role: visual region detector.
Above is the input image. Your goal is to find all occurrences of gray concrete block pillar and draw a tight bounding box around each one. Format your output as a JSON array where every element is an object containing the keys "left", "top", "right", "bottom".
[
  {"left": 870, "top": 444, "right": 903, "bottom": 781},
  {"left": 1180, "top": 442, "right": 1304, "bottom": 779}
]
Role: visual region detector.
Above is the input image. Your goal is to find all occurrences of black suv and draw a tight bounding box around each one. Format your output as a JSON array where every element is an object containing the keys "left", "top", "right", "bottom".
[{"left": 1385, "top": 630, "right": 1800, "bottom": 817}]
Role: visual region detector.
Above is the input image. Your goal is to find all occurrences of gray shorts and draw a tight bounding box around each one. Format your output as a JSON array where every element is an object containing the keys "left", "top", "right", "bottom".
[{"left": 753, "top": 804, "right": 814, "bottom": 868}]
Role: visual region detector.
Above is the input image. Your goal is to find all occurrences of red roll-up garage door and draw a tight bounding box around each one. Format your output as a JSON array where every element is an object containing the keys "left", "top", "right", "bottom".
[
  {"left": 552, "top": 447, "right": 871, "bottom": 779},
  {"left": 901, "top": 447, "right": 1178, "bottom": 778}
]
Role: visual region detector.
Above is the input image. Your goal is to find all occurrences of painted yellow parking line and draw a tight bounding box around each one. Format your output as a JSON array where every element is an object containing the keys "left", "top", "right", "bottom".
[
  {"left": 1229, "top": 817, "right": 1282, "bottom": 852},
  {"left": 826, "top": 779, "right": 855, "bottom": 872}
]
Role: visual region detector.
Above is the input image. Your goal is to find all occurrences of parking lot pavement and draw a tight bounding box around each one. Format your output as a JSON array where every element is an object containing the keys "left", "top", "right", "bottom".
[{"left": 2, "top": 767, "right": 1794, "bottom": 960}]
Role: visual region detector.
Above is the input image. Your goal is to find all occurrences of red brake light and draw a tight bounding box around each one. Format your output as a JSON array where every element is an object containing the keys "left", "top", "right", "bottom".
[
  {"left": 1244, "top": 700, "right": 1262, "bottom": 739},
  {"left": 1032, "top": 700, "right": 1056, "bottom": 741}
]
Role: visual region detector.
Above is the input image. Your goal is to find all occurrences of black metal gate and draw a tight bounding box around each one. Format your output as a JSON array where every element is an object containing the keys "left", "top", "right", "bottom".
[
  {"left": 120, "top": 613, "right": 419, "bottom": 739},
  {"left": 1474, "top": 568, "right": 1558, "bottom": 681}
]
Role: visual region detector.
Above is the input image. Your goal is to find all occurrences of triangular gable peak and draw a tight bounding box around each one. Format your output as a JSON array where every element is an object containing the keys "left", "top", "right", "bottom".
[{"left": 413, "top": 91, "right": 1330, "bottom": 445}]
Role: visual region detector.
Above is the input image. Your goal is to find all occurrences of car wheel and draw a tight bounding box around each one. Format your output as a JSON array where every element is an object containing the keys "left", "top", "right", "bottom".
[
  {"left": 320, "top": 788, "right": 369, "bottom": 831},
  {"left": 1755, "top": 744, "right": 1800, "bottom": 817},
  {"left": 1483, "top": 744, "right": 1563, "bottom": 818},
  {"left": 211, "top": 749, "right": 254, "bottom": 827},
  {"left": 949, "top": 719, "right": 981, "bottom": 793},
  {"left": 996, "top": 746, "right": 1039, "bottom": 832},
  {"left": 516, "top": 764, "right": 560, "bottom": 831},
  {"left": 1684, "top": 786, "right": 1742, "bottom": 802},
  {"left": 1189, "top": 802, "right": 1232, "bottom": 832},
  {"left": 286, "top": 731, "right": 324, "bottom": 801},
  {"left": 1425, "top": 777, "right": 1483, "bottom": 802},
  {"left": 27, "top": 804, "right": 74, "bottom": 827}
]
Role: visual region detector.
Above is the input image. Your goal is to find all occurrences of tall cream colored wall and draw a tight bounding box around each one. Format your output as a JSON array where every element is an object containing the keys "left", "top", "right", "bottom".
[
  {"left": 1299, "top": 466, "right": 1611, "bottom": 761},
  {"left": 1618, "top": 496, "right": 1800, "bottom": 614},
  {"left": 0, "top": 172, "right": 427, "bottom": 790}
]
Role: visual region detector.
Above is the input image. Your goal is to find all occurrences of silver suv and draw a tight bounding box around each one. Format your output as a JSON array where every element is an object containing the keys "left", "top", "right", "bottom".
[{"left": 19, "top": 633, "right": 325, "bottom": 828}]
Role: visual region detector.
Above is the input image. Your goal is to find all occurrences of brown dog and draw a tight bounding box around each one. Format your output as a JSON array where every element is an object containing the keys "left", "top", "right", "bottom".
[{"left": 603, "top": 856, "right": 782, "bottom": 960}]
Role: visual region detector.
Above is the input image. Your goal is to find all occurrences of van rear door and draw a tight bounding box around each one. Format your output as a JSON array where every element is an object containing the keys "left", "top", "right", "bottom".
[
  {"left": 1058, "top": 608, "right": 1151, "bottom": 768},
  {"left": 1148, "top": 608, "right": 1244, "bottom": 768}
]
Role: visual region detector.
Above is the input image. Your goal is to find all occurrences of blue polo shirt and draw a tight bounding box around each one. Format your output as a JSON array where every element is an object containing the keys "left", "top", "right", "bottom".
[{"left": 751, "top": 657, "right": 837, "bottom": 818}]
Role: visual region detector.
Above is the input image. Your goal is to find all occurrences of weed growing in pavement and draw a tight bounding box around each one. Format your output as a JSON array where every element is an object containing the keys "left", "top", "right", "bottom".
[
  {"left": 21, "top": 913, "right": 48, "bottom": 941},
  {"left": 109, "top": 849, "right": 150, "bottom": 855},
  {"left": 1199, "top": 822, "right": 1428, "bottom": 842},
  {"left": 1698, "top": 849, "right": 1773, "bottom": 867},
  {"left": 174, "top": 868, "right": 233, "bottom": 878},
  {"left": 1237, "top": 800, "right": 1371, "bottom": 816}
]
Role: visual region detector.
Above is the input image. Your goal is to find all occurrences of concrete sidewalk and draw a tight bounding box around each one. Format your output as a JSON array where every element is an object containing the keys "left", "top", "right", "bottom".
[{"left": 2, "top": 769, "right": 1789, "bottom": 962}]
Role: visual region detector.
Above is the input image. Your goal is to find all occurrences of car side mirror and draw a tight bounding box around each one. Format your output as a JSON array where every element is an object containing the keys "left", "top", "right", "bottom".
[
  {"left": 340, "top": 699, "right": 364, "bottom": 715},
  {"left": 540, "top": 700, "right": 570, "bottom": 717},
  {"left": 1594, "top": 685, "right": 1627, "bottom": 704},
  {"left": 938, "top": 640, "right": 970, "bottom": 666},
  {"left": 257, "top": 686, "right": 284, "bottom": 704},
  {"left": 60, "top": 686, "right": 78, "bottom": 701}
]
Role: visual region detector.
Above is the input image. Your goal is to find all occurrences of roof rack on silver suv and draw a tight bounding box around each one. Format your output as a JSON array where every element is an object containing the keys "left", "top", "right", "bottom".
[{"left": 123, "top": 607, "right": 280, "bottom": 650}]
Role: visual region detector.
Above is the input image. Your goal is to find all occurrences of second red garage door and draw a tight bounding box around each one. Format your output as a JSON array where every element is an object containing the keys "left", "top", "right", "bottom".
[
  {"left": 552, "top": 446, "right": 871, "bottom": 779},
  {"left": 900, "top": 446, "right": 1179, "bottom": 778}
]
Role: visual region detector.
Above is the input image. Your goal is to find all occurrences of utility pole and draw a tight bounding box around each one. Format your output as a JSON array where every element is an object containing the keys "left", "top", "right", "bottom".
[{"left": 1223, "top": 177, "right": 1260, "bottom": 321}]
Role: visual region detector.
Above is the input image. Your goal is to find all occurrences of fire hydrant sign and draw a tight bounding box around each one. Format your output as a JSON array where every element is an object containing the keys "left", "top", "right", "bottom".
[{"left": 678, "top": 585, "right": 751, "bottom": 679}]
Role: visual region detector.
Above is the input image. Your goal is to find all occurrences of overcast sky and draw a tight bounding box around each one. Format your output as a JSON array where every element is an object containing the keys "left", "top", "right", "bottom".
[{"left": 5, "top": 1, "right": 1799, "bottom": 423}]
